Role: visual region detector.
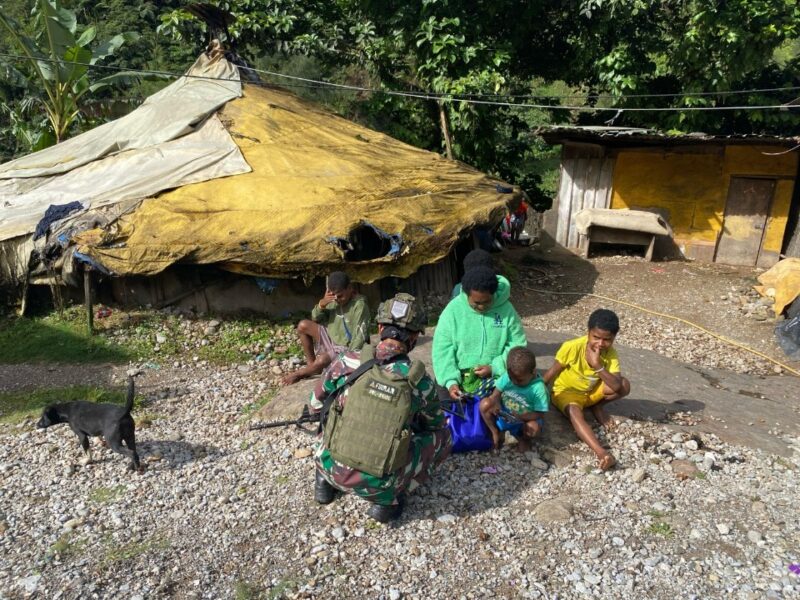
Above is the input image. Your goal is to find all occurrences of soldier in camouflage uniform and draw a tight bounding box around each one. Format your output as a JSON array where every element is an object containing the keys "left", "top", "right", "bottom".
[{"left": 310, "top": 293, "right": 452, "bottom": 523}]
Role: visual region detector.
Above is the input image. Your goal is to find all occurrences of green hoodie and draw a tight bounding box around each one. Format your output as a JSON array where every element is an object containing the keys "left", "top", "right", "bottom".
[{"left": 432, "top": 275, "right": 527, "bottom": 390}]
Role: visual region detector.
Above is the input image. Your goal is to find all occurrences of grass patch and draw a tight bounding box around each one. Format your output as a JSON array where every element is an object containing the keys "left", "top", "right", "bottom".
[
  {"left": 197, "top": 320, "right": 298, "bottom": 364},
  {"left": 103, "top": 535, "right": 170, "bottom": 564},
  {"left": 274, "top": 475, "right": 289, "bottom": 485},
  {"left": 241, "top": 389, "right": 278, "bottom": 419},
  {"left": 0, "top": 305, "right": 307, "bottom": 366},
  {"left": 0, "top": 385, "right": 137, "bottom": 426},
  {"left": 647, "top": 522, "right": 673, "bottom": 537},
  {"left": 647, "top": 510, "right": 665, "bottom": 518},
  {"left": 267, "top": 578, "right": 298, "bottom": 600},
  {"left": 0, "top": 307, "right": 133, "bottom": 363},
  {"left": 694, "top": 471, "right": 707, "bottom": 480},
  {"left": 89, "top": 485, "right": 126, "bottom": 503},
  {"left": 46, "top": 532, "right": 86, "bottom": 559},
  {"left": 234, "top": 579, "right": 264, "bottom": 600}
]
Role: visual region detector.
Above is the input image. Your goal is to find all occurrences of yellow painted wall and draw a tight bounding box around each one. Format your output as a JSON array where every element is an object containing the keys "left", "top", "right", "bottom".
[{"left": 610, "top": 145, "right": 798, "bottom": 256}]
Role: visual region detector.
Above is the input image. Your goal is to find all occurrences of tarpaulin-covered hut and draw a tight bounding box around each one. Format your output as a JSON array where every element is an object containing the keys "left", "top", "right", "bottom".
[{"left": 0, "top": 51, "right": 523, "bottom": 313}]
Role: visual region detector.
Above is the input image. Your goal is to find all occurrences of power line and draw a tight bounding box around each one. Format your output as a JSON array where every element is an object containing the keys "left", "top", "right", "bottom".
[{"left": 1, "top": 51, "right": 798, "bottom": 113}]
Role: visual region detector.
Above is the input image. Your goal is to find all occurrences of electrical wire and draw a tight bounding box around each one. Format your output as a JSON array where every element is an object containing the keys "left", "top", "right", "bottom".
[
  {"left": 1, "top": 51, "right": 798, "bottom": 113},
  {"left": 522, "top": 285, "right": 800, "bottom": 377}
]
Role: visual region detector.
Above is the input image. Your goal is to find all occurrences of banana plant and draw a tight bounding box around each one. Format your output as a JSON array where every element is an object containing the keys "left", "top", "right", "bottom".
[{"left": 0, "top": 0, "right": 141, "bottom": 145}]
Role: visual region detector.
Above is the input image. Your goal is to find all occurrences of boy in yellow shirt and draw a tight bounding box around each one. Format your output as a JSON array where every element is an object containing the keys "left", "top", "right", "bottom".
[{"left": 542, "top": 309, "right": 630, "bottom": 470}]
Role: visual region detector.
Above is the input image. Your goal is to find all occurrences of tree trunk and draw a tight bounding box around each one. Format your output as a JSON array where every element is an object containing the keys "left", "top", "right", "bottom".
[{"left": 438, "top": 101, "right": 454, "bottom": 160}]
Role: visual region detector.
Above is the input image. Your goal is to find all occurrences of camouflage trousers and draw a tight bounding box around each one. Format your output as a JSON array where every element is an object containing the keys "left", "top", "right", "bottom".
[{"left": 314, "top": 428, "right": 452, "bottom": 506}]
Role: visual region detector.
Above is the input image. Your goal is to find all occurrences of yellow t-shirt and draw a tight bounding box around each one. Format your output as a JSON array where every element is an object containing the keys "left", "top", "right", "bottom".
[{"left": 552, "top": 335, "right": 620, "bottom": 395}]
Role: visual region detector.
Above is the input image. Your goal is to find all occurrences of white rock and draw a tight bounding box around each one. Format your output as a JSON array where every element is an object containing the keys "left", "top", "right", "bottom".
[
  {"left": 612, "top": 537, "right": 625, "bottom": 546},
  {"left": 684, "top": 440, "right": 699, "bottom": 451},
  {"left": 20, "top": 575, "right": 41, "bottom": 594},
  {"left": 530, "top": 458, "right": 549, "bottom": 471},
  {"left": 389, "top": 589, "right": 401, "bottom": 600},
  {"left": 747, "top": 530, "right": 763, "bottom": 543},
  {"left": 716, "top": 523, "right": 731, "bottom": 535},
  {"left": 630, "top": 468, "right": 647, "bottom": 483},
  {"left": 690, "top": 529, "right": 703, "bottom": 539},
  {"left": 437, "top": 514, "right": 457, "bottom": 523},
  {"left": 703, "top": 452, "right": 716, "bottom": 470}
]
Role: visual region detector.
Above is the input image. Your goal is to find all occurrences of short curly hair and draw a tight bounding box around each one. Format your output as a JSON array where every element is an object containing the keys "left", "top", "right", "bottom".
[
  {"left": 327, "top": 271, "right": 351, "bottom": 292},
  {"left": 462, "top": 249, "right": 494, "bottom": 273},
  {"left": 588, "top": 309, "right": 620, "bottom": 334},
  {"left": 461, "top": 266, "right": 498, "bottom": 295},
  {"left": 507, "top": 346, "right": 536, "bottom": 374}
]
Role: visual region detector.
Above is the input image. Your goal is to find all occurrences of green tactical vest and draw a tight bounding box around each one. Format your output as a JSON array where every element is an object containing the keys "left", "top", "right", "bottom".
[{"left": 323, "top": 346, "right": 425, "bottom": 478}]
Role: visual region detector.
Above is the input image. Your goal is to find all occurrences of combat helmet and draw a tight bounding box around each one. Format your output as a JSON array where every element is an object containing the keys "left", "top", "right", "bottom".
[{"left": 375, "top": 293, "right": 427, "bottom": 332}]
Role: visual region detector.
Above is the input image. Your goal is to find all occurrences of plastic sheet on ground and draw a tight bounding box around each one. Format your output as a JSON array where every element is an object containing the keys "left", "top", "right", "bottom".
[{"left": 754, "top": 257, "right": 800, "bottom": 316}]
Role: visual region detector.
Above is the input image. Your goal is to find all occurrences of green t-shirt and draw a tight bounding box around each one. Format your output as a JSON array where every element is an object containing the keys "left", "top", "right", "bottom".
[{"left": 496, "top": 373, "right": 549, "bottom": 414}]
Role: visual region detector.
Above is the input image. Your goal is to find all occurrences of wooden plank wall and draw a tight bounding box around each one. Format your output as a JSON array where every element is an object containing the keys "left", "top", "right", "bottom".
[{"left": 555, "top": 147, "right": 615, "bottom": 247}]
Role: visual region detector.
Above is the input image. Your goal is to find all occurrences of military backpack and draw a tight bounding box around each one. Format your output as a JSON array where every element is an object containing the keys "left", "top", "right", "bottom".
[{"left": 322, "top": 345, "right": 425, "bottom": 478}]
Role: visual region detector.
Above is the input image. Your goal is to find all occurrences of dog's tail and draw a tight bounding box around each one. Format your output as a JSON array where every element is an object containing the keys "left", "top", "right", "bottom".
[{"left": 124, "top": 376, "right": 135, "bottom": 413}]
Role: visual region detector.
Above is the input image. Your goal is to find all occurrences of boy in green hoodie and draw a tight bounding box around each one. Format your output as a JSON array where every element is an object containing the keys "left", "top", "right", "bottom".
[{"left": 433, "top": 266, "right": 527, "bottom": 401}]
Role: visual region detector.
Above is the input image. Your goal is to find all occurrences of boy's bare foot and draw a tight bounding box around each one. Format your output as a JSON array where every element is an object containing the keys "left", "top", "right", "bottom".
[
  {"left": 491, "top": 431, "right": 504, "bottom": 450},
  {"left": 590, "top": 405, "right": 617, "bottom": 431},
  {"left": 598, "top": 452, "right": 616, "bottom": 471}
]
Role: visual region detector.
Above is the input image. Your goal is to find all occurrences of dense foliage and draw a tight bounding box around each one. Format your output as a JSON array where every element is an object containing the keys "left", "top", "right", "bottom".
[{"left": 1, "top": 0, "right": 798, "bottom": 208}]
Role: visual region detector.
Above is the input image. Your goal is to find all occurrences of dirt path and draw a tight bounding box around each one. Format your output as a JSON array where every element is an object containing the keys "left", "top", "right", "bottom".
[{"left": 0, "top": 363, "right": 117, "bottom": 393}]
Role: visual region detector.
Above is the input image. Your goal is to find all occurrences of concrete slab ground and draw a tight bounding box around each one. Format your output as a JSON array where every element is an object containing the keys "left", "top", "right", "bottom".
[{"left": 259, "top": 328, "right": 800, "bottom": 457}]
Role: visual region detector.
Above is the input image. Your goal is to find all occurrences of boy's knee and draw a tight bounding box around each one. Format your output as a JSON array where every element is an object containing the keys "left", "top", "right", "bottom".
[
  {"left": 479, "top": 397, "right": 494, "bottom": 413},
  {"left": 619, "top": 377, "right": 631, "bottom": 398},
  {"left": 296, "top": 319, "right": 313, "bottom": 334}
]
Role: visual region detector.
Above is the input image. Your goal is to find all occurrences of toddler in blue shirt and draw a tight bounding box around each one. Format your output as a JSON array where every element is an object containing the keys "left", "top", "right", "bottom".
[{"left": 479, "top": 346, "right": 549, "bottom": 452}]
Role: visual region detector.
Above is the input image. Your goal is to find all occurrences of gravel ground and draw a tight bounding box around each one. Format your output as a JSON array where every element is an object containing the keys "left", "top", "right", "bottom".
[{"left": 1, "top": 364, "right": 799, "bottom": 599}]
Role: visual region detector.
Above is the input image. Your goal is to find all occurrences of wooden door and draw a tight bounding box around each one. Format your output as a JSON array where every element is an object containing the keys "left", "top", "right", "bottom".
[{"left": 715, "top": 177, "right": 775, "bottom": 266}]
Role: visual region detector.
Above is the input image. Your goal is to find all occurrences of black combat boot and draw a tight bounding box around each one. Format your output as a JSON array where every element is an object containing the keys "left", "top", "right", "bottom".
[
  {"left": 314, "top": 471, "right": 335, "bottom": 504},
  {"left": 366, "top": 494, "right": 406, "bottom": 523}
]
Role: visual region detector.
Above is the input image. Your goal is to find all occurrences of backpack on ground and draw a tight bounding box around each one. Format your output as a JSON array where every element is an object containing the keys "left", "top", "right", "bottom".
[{"left": 323, "top": 346, "right": 425, "bottom": 478}]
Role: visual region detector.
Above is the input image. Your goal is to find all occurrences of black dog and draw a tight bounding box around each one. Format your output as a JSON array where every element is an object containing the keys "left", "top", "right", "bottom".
[{"left": 37, "top": 376, "right": 141, "bottom": 471}]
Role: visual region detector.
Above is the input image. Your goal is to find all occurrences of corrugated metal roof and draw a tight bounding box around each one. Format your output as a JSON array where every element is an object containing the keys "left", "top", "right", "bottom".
[{"left": 535, "top": 126, "right": 800, "bottom": 147}]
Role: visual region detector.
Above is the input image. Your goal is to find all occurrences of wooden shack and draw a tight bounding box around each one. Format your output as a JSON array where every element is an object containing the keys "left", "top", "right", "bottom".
[{"left": 538, "top": 126, "right": 800, "bottom": 267}]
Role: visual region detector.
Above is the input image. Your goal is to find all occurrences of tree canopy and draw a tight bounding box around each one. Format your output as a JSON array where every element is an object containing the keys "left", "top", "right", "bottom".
[{"left": 1, "top": 0, "right": 798, "bottom": 207}]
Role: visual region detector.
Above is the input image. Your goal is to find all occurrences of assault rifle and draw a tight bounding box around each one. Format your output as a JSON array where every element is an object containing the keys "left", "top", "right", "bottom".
[
  {"left": 250, "top": 394, "right": 476, "bottom": 431},
  {"left": 249, "top": 406, "right": 319, "bottom": 431}
]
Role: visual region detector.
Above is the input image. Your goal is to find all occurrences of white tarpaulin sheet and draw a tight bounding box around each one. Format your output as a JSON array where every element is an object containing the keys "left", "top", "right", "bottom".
[
  {"left": 574, "top": 207, "right": 671, "bottom": 236},
  {"left": 0, "top": 51, "right": 250, "bottom": 243}
]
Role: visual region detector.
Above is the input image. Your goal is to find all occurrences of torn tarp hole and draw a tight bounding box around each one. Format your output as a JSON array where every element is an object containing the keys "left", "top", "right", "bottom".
[{"left": 326, "top": 222, "right": 403, "bottom": 262}]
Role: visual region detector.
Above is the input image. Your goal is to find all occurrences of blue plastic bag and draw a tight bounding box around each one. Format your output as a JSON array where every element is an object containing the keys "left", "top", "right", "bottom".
[{"left": 448, "top": 396, "right": 493, "bottom": 453}]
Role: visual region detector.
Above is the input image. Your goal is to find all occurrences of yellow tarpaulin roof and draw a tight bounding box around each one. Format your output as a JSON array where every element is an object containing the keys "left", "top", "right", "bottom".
[{"left": 77, "top": 83, "right": 521, "bottom": 283}]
